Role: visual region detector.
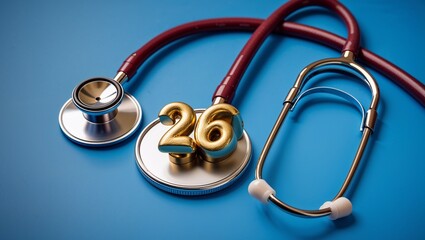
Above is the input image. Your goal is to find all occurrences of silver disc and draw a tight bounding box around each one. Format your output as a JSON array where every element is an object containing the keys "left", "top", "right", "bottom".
[
  {"left": 59, "top": 93, "right": 142, "bottom": 147},
  {"left": 135, "top": 109, "right": 251, "bottom": 195}
]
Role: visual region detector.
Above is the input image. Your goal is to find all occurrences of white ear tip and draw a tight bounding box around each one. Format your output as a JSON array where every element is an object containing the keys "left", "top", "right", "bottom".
[
  {"left": 248, "top": 179, "right": 275, "bottom": 204},
  {"left": 320, "top": 197, "right": 352, "bottom": 220}
]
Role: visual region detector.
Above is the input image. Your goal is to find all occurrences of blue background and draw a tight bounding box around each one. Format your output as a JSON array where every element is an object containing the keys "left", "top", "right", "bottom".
[{"left": 1, "top": 0, "right": 424, "bottom": 239}]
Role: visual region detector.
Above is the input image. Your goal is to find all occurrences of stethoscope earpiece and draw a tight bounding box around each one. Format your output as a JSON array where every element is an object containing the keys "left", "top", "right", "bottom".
[
  {"left": 59, "top": 73, "right": 142, "bottom": 147},
  {"left": 248, "top": 179, "right": 353, "bottom": 220},
  {"left": 250, "top": 51, "right": 380, "bottom": 219}
]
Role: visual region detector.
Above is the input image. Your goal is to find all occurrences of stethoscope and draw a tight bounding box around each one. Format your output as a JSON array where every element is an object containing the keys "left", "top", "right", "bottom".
[
  {"left": 244, "top": 0, "right": 380, "bottom": 220},
  {"left": 58, "top": 0, "right": 425, "bottom": 220},
  {"left": 59, "top": 73, "right": 142, "bottom": 146}
]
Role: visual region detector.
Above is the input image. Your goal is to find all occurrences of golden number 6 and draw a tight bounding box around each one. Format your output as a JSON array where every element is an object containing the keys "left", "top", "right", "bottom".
[{"left": 195, "top": 103, "right": 244, "bottom": 161}]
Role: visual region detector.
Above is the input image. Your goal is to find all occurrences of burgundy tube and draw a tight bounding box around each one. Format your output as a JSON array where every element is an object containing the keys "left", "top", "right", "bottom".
[
  {"left": 119, "top": 1, "right": 358, "bottom": 80},
  {"left": 276, "top": 22, "right": 425, "bottom": 107},
  {"left": 117, "top": 20, "right": 258, "bottom": 79},
  {"left": 117, "top": 18, "right": 425, "bottom": 106},
  {"left": 213, "top": 0, "right": 360, "bottom": 102}
]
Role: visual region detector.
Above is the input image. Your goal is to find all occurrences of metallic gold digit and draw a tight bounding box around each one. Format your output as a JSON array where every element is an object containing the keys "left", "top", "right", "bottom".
[
  {"left": 158, "top": 102, "right": 197, "bottom": 164},
  {"left": 194, "top": 103, "right": 244, "bottom": 162}
]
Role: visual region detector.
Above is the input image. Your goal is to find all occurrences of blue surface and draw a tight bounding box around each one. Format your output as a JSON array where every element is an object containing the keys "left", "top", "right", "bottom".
[{"left": 1, "top": 0, "right": 424, "bottom": 239}]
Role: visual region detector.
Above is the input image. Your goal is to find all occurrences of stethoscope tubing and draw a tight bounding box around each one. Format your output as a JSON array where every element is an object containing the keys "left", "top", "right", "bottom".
[
  {"left": 116, "top": 18, "right": 424, "bottom": 106},
  {"left": 213, "top": 0, "right": 361, "bottom": 103}
]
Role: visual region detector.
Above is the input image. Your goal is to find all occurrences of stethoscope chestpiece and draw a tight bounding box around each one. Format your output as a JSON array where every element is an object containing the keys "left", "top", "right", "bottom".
[
  {"left": 72, "top": 77, "right": 124, "bottom": 120},
  {"left": 59, "top": 74, "right": 142, "bottom": 147},
  {"left": 135, "top": 101, "right": 251, "bottom": 195}
]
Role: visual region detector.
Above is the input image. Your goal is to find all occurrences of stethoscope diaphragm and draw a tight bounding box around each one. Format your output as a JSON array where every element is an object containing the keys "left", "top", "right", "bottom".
[
  {"left": 135, "top": 109, "right": 251, "bottom": 195},
  {"left": 59, "top": 76, "right": 142, "bottom": 147}
]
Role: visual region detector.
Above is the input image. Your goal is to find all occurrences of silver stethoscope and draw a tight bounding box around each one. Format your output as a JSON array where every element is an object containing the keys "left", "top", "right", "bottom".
[
  {"left": 59, "top": 72, "right": 141, "bottom": 146},
  {"left": 248, "top": 53, "right": 379, "bottom": 220},
  {"left": 59, "top": 0, "right": 425, "bottom": 220}
]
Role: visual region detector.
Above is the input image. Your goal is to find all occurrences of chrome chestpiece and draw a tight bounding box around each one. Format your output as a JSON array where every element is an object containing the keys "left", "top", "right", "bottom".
[{"left": 59, "top": 72, "right": 142, "bottom": 147}]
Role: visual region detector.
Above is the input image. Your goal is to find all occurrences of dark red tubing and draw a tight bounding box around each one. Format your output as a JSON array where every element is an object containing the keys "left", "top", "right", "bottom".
[
  {"left": 212, "top": 0, "right": 360, "bottom": 102},
  {"left": 118, "top": 18, "right": 425, "bottom": 106},
  {"left": 119, "top": 1, "right": 358, "bottom": 88}
]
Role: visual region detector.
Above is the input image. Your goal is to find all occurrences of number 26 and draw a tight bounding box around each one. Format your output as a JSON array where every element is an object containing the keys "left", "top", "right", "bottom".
[{"left": 158, "top": 102, "right": 244, "bottom": 163}]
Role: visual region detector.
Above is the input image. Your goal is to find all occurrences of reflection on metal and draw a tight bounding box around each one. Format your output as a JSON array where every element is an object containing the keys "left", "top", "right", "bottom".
[
  {"left": 59, "top": 93, "right": 141, "bottom": 147},
  {"left": 194, "top": 103, "right": 244, "bottom": 162},
  {"left": 135, "top": 110, "right": 251, "bottom": 195},
  {"left": 72, "top": 77, "right": 124, "bottom": 116},
  {"left": 158, "top": 102, "right": 197, "bottom": 155},
  {"left": 114, "top": 71, "right": 128, "bottom": 84},
  {"left": 250, "top": 51, "right": 380, "bottom": 218},
  {"left": 77, "top": 80, "right": 119, "bottom": 106}
]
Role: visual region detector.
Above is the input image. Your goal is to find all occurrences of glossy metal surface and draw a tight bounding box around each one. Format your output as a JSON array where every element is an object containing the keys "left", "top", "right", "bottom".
[
  {"left": 114, "top": 71, "right": 128, "bottom": 84},
  {"left": 292, "top": 51, "right": 380, "bottom": 111},
  {"left": 135, "top": 110, "right": 251, "bottom": 195},
  {"left": 212, "top": 97, "right": 226, "bottom": 105},
  {"left": 194, "top": 103, "right": 244, "bottom": 162},
  {"left": 59, "top": 93, "right": 142, "bottom": 147},
  {"left": 158, "top": 102, "right": 197, "bottom": 154},
  {"left": 77, "top": 80, "right": 118, "bottom": 106},
  {"left": 292, "top": 86, "right": 366, "bottom": 131},
  {"left": 72, "top": 77, "right": 124, "bottom": 116},
  {"left": 253, "top": 52, "right": 380, "bottom": 217}
]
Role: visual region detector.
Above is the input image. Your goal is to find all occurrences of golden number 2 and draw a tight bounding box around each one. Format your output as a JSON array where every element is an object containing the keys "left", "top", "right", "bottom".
[
  {"left": 158, "top": 102, "right": 244, "bottom": 163},
  {"left": 158, "top": 102, "right": 197, "bottom": 154}
]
